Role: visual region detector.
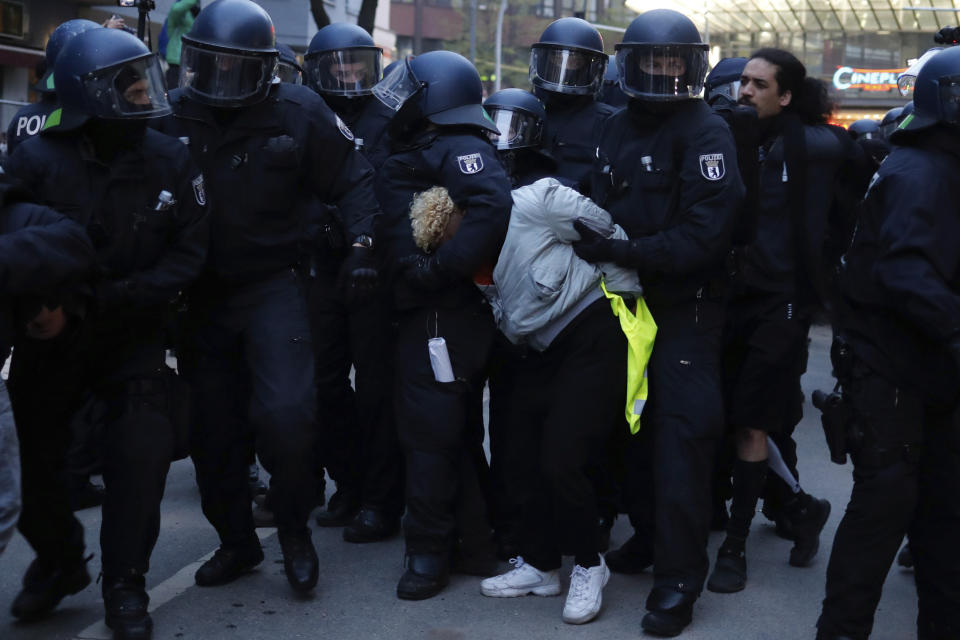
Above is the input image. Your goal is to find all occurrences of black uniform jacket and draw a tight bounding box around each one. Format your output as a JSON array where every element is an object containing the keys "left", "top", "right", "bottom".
[
  {"left": 591, "top": 99, "right": 745, "bottom": 308},
  {"left": 158, "top": 83, "right": 379, "bottom": 282},
  {"left": 376, "top": 126, "right": 512, "bottom": 310},
  {"left": 839, "top": 126, "right": 960, "bottom": 404}
]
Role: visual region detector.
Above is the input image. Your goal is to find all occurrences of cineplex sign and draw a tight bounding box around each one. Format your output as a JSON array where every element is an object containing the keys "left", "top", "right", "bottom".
[{"left": 833, "top": 66, "right": 906, "bottom": 91}]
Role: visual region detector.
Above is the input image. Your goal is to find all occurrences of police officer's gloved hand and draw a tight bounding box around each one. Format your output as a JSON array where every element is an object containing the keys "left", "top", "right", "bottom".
[
  {"left": 338, "top": 246, "right": 379, "bottom": 304},
  {"left": 398, "top": 254, "right": 451, "bottom": 290},
  {"left": 571, "top": 219, "right": 629, "bottom": 265}
]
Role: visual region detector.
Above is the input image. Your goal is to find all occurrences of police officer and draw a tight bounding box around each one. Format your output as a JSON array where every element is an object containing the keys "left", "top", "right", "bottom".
[
  {"left": 371, "top": 50, "right": 512, "bottom": 600},
  {"left": 530, "top": 17, "right": 616, "bottom": 193},
  {"left": 707, "top": 48, "right": 843, "bottom": 595},
  {"left": 277, "top": 43, "right": 304, "bottom": 85},
  {"left": 302, "top": 22, "right": 403, "bottom": 540},
  {"left": 570, "top": 10, "right": 743, "bottom": 636},
  {"left": 483, "top": 88, "right": 556, "bottom": 187},
  {"left": 5, "top": 20, "right": 100, "bottom": 157},
  {"left": 598, "top": 55, "right": 628, "bottom": 109},
  {"left": 878, "top": 106, "right": 905, "bottom": 139},
  {"left": 157, "top": 0, "right": 380, "bottom": 593},
  {"left": 5, "top": 27, "right": 208, "bottom": 639},
  {"left": 817, "top": 45, "right": 960, "bottom": 640}
]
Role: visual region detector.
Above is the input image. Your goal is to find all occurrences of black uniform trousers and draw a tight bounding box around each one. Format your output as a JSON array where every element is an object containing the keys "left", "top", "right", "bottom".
[
  {"left": 394, "top": 299, "right": 494, "bottom": 554},
  {"left": 308, "top": 270, "right": 402, "bottom": 514},
  {"left": 9, "top": 318, "right": 174, "bottom": 579},
  {"left": 818, "top": 362, "right": 960, "bottom": 640},
  {"left": 182, "top": 269, "right": 317, "bottom": 546},
  {"left": 624, "top": 295, "right": 725, "bottom": 593},
  {"left": 503, "top": 300, "right": 627, "bottom": 570}
]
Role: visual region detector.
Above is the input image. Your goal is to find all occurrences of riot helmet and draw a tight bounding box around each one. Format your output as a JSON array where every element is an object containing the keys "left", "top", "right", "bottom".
[
  {"left": 52, "top": 27, "right": 170, "bottom": 131},
  {"left": 529, "top": 18, "right": 607, "bottom": 96},
  {"left": 373, "top": 50, "right": 497, "bottom": 134},
  {"left": 305, "top": 23, "right": 382, "bottom": 97},
  {"left": 898, "top": 48, "right": 944, "bottom": 97},
  {"left": 847, "top": 118, "right": 880, "bottom": 140},
  {"left": 616, "top": 9, "right": 709, "bottom": 101},
  {"left": 180, "top": 0, "right": 278, "bottom": 108},
  {"left": 896, "top": 46, "right": 960, "bottom": 135},
  {"left": 483, "top": 89, "right": 545, "bottom": 150},
  {"left": 879, "top": 106, "right": 905, "bottom": 138},
  {"left": 276, "top": 43, "right": 303, "bottom": 84},
  {"left": 37, "top": 19, "right": 101, "bottom": 94},
  {"left": 705, "top": 57, "right": 747, "bottom": 103}
]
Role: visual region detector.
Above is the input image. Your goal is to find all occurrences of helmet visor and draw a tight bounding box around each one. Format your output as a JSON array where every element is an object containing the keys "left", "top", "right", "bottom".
[
  {"left": 616, "top": 44, "right": 708, "bottom": 101},
  {"left": 938, "top": 75, "right": 960, "bottom": 125},
  {"left": 529, "top": 45, "right": 606, "bottom": 95},
  {"left": 707, "top": 80, "right": 741, "bottom": 103},
  {"left": 276, "top": 60, "right": 303, "bottom": 85},
  {"left": 305, "top": 48, "right": 382, "bottom": 95},
  {"left": 83, "top": 55, "right": 170, "bottom": 119},
  {"left": 898, "top": 48, "right": 943, "bottom": 96},
  {"left": 485, "top": 107, "right": 541, "bottom": 149},
  {"left": 181, "top": 45, "right": 276, "bottom": 104},
  {"left": 372, "top": 58, "right": 421, "bottom": 111}
]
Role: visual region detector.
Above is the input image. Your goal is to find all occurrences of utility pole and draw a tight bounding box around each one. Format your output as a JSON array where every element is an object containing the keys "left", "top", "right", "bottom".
[
  {"left": 495, "top": 0, "right": 508, "bottom": 91},
  {"left": 470, "top": 0, "right": 477, "bottom": 63},
  {"left": 414, "top": 0, "right": 424, "bottom": 55}
]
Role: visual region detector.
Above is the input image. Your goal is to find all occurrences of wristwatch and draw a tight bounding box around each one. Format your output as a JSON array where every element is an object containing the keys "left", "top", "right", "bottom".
[{"left": 353, "top": 234, "right": 374, "bottom": 249}]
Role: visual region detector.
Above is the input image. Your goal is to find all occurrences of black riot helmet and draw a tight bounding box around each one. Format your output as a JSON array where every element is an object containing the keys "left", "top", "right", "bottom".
[
  {"left": 896, "top": 46, "right": 960, "bottom": 137},
  {"left": 878, "top": 106, "right": 905, "bottom": 138},
  {"left": 276, "top": 43, "right": 303, "bottom": 84},
  {"left": 180, "top": 0, "right": 278, "bottom": 108},
  {"left": 373, "top": 50, "right": 497, "bottom": 134},
  {"left": 51, "top": 27, "right": 170, "bottom": 131},
  {"left": 483, "top": 89, "right": 545, "bottom": 150},
  {"left": 305, "top": 23, "right": 382, "bottom": 97},
  {"left": 616, "top": 9, "right": 709, "bottom": 101},
  {"left": 37, "top": 19, "right": 101, "bottom": 94},
  {"left": 705, "top": 57, "right": 747, "bottom": 103},
  {"left": 847, "top": 118, "right": 880, "bottom": 140},
  {"left": 530, "top": 18, "right": 607, "bottom": 96}
]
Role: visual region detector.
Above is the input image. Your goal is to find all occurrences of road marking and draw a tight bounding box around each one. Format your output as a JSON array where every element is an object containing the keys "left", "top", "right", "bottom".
[{"left": 74, "top": 528, "right": 277, "bottom": 640}]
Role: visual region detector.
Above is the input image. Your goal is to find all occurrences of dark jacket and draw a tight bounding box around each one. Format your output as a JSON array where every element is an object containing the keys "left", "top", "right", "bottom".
[
  {"left": 541, "top": 95, "right": 616, "bottom": 194},
  {"left": 591, "top": 99, "right": 744, "bottom": 309},
  {"left": 0, "top": 177, "right": 96, "bottom": 355},
  {"left": 157, "top": 83, "right": 380, "bottom": 282},
  {"left": 336, "top": 95, "right": 394, "bottom": 172},
  {"left": 839, "top": 126, "right": 960, "bottom": 404},
  {"left": 5, "top": 127, "right": 208, "bottom": 327},
  {"left": 376, "top": 126, "right": 512, "bottom": 310},
  {"left": 5, "top": 95, "right": 58, "bottom": 157}
]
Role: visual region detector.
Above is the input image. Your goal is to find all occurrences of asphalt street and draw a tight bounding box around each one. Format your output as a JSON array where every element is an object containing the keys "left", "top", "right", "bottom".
[{"left": 0, "top": 324, "right": 919, "bottom": 639}]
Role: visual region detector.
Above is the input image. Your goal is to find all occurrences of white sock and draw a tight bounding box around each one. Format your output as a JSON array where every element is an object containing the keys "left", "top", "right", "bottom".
[{"left": 766, "top": 436, "right": 801, "bottom": 493}]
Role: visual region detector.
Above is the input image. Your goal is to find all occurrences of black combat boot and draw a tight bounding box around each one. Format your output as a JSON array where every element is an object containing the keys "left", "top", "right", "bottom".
[
  {"left": 11, "top": 554, "right": 91, "bottom": 621},
  {"left": 396, "top": 553, "right": 450, "bottom": 600},
  {"left": 313, "top": 488, "right": 360, "bottom": 527},
  {"left": 605, "top": 534, "right": 653, "bottom": 575},
  {"left": 784, "top": 491, "right": 831, "bottom": 567},
  {"left": 194, "top": 538, "right": 264, "bottom": 586},
  {"left": 343, "top": 507, "right": 400, "bottom": 543},
  {"left": 278, "top": 528, "right": 319, "bottom": 592},
  {"left": 641, "top": 584, "right": 697, "bottom": 637},
  {"left": 103, "top": 575, "right": 151, "bottom": 640}
]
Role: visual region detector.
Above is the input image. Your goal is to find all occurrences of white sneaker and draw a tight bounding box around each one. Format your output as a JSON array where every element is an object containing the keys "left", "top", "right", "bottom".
[
  {"left": 480, "top": 556, "right": 562, "bottom": 597},
  {"left": 562, "top": 555, "right": 610, "bottom": 624}
]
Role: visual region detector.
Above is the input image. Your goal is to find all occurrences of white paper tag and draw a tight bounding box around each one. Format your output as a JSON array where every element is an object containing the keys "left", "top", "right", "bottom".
[{"left": 428, "top": 337, "right": 455, "bottom": 383}]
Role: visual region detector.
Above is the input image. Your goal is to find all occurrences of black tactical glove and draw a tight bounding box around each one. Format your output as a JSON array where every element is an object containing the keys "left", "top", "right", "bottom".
[
  {"left": 338, "top": 246, "right": 379, "bottom": 305},
  {"left": 571, "top": 219, "right": 628, "bottom": 265},
  {"left": 398, "top": 254, "right": 451, "bottom": 290}
]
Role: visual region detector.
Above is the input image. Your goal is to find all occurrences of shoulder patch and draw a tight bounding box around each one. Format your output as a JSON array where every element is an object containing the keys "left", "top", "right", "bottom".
[
  {"left": 699, "top": 153, "right": 726, "bottom": 181},
  {"left": 336, "top": 115, "right": 355, "bottom": 142},
  {"left": 192, "top": 175, "right": 207, "bottom": 206},
  {"left": 457, "top": 153, "right": 484, "bottom": 175}
]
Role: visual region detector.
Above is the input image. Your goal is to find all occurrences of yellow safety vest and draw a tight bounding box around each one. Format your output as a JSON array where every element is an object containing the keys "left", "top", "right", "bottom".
[{"left": 602, "top": 281, "right": 657, "bottom": 434}]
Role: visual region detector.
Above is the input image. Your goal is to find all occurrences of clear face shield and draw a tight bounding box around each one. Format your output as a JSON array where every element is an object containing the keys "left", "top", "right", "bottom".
[
  {"left": 276, "top": 60, "right": 303, "bottom": 85},
  {"left": 305, "top": 48, "right": 382, "bottom": 95},
  {"left": 83, "top": 54, "right": 171, "bottom": 119},
  {"left": 938, "top": 75, "right": 960, "bottom": 125},
  {"left": 485, "top": 107, "right": 542, "bottom": 150},
  {"left": 616, "top": 44, "right": 708, "bottom": 101},
  {"left": 707, "top": 80, "right": 741, "bottom": 103},
  {"left": 181, "top": 44, "right": 277, "bottom": 106},
  {"left": 529, "top": 45, "right": 607, "bottom": 95},
  {"left": 372, "top": 58, "right": 423, "bottom": 111},
  {"left": 899, "top": 48, "right": 944, "bottom": 96}
]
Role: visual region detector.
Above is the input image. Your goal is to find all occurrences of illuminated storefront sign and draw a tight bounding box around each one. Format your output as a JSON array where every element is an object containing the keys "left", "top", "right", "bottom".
[{"left": 833, "top": 66, "right": 906, "bottom": 91}]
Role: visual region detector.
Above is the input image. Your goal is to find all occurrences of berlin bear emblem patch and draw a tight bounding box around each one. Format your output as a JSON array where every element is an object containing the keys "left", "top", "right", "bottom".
[
  {"left": 457, "top": 153, "right": 484, "bottom": 174},
  {"left": 699, "top": 153, "right": 726, "bottom": 181}
]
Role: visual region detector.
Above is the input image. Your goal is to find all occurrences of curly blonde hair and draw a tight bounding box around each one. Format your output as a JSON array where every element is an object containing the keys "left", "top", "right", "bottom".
[{"left": 409, "top": 186, "right": 463, "bottom": 253}]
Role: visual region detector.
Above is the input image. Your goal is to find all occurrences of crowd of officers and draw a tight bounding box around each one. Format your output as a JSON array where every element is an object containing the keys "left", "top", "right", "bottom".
[{"left": 0, "top": 0, "right": 958, "bottom": 638}]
